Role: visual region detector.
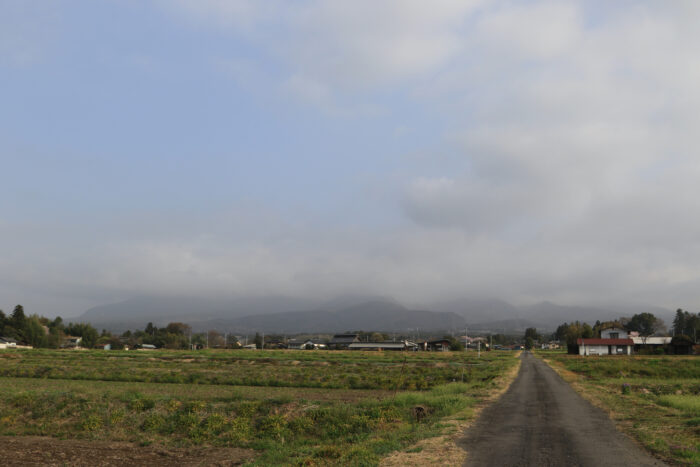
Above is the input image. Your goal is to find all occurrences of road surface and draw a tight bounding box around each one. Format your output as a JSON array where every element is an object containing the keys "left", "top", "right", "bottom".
[{"left": 461, "top": 352, "right": 667, "bottom": 467}]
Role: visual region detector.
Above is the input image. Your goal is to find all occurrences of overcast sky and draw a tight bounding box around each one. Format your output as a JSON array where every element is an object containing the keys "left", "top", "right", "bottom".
[{"left": 2, "top": 0, "right": 700, "bottom": 317}]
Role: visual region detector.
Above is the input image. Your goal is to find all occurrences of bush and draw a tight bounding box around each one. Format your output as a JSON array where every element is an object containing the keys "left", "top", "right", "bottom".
[
  {"left": 142, "top": 413, "right": 166, "bottom": 432},
  {"left": 80, "top": 414, "right": 103, "bottom": 432}
]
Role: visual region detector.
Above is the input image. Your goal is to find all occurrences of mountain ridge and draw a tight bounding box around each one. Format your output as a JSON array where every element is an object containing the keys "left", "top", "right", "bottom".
[{"left": 73, "top": 295, "right": 674, "bottom": 334}]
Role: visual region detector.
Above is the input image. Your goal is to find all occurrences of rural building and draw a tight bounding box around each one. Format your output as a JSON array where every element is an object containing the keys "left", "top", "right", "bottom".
[
  {"left": 577, "top": 338, "right": 633, "bottom": 356},
  {"left": 600, "top": 327, "right": 673, "bottom": 354},
  {"left": 328, "top": 334, "right": 360, "bottom": 350},
  {"left": 286, "top": 339, "right": 304, "bottom": 350},
  {"left": 140, "top": 344, "right": 157, "bottom": 350},
  {"left": 348, "top": 341, "right": 417, "bottom": 351},
  {"left": 287, "top": 339, "right": 327, "bottom": 350},
  {"left": 0, "top": 336, "right": 18, "bottom": 349},
  {"left": 62, "top": 336, "right": 82, "bottom": 348},
  {"left": 601, "top": 327, "right": 628, "bottom": 339},
  {"left": 631, "top": 336, "right": 672, "bottom": 353},
  {"left": 264, "top": 339, "right": 287, "bottom": 349},
  {"left": 420, "top": 339, "right": 451, "bottom": 351}
]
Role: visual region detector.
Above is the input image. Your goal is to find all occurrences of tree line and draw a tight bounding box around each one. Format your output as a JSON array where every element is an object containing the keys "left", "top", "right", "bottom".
[
  {"left": 672, "top": 309, "right": 700, "bottom": 341},
  {"left": 553, "top": 310, "right": 700, "bottom": 350},
  {"left": 0, "top": 305, "right": 226, "bottom": 350}
]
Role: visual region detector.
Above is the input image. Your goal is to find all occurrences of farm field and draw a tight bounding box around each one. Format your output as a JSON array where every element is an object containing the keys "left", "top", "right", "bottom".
[
  {"left": 0, "top": 348, "right": 519, "bottom": 466},
  {"left": 541, "top": 352, "right": 700, "bottom": 466}
]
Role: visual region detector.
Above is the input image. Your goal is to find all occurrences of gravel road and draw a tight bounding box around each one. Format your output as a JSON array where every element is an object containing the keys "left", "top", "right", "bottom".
[{"left": 461, "top": 352, "right": 667, "bottom": 467}]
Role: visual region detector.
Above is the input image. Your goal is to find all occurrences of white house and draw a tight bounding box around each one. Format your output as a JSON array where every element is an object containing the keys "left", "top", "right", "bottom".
[
  {"left": 631, "top": 336, "right": 671, "bottom": 345},
  {"left": 577, "top": 337, "right": 633, "bottom": 356},
  {"left": 348, "top": 341, "right": 417, "bottom": 351},
  {"left": 601, "top": 327, "right": 628, "bottom": 339},
  {"left": 288, "top": 339, "right": 326, "bottom": 350},
  {"left": 62, "top": 336, "right": 82, "bottom": 348},
  {"left": 0, "top": 337, "right": 18, "bottom": 349}
]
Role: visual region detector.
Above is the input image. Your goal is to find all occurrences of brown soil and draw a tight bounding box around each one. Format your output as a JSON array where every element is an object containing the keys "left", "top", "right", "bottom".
[{"left": 0, "top": 436, "right": 255, "bottom": 466}]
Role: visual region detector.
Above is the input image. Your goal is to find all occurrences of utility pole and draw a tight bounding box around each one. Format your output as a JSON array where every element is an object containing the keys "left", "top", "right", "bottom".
[{"left": 478, "top": 340, "right": 481, "bottom": 358}]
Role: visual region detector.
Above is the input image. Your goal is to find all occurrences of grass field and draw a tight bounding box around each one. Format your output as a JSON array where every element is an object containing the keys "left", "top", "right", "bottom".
[
  {"left": 0, "top": 348, "right": 518, "bottom": 466},
  {"left": 541, "top": 352, "right": 700, "bottom": 466}
]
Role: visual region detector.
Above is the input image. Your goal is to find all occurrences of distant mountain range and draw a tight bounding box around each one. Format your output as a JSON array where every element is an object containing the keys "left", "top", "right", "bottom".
[{"left": 72, "top": 295, "right": 674, "bottom": 335}]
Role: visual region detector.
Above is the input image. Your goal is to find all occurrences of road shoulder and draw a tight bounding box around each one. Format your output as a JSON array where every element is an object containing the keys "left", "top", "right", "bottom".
[
  {"left": 538, "top": 354, "right": 683, "bottom": 466},
  {"left": 380, "top": 352, "right": 522, "bottom": 466}
]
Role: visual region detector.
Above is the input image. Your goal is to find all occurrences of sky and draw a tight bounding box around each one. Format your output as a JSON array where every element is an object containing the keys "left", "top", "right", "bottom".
[{"left": 2, "top": 0, "right": 700, "bottom": 318}]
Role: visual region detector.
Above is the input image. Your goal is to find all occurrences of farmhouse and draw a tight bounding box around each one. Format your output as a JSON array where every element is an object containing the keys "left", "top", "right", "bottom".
[
  {"left": 328, "top": 334, "right": 360, "bottom": 350},
  {"left": 601, "top": 327, "right": 627, "bottom": 339},
  {"left": 62, "top": 336, "right": 82, "bottom": 348},
  {"left": 0, "top": 336, "right": 18, "bottom": 349},
  {"left": 287, "top": 339, "right": 326, "bottom": 350},
  {"left": 573, "top": 324, "right": 677, "bottom": 355},
  {"left": 348, "top": 341, "right": 417, "bottom": 351},
  {"left": 630, "top": 335, "right": 672, "bottom": 353},
  {"left": 577, "top": 338, "right": 633, "bottom": 356},
  {"left": 420, "top": 339, "right": 451, "bottom": 351}
]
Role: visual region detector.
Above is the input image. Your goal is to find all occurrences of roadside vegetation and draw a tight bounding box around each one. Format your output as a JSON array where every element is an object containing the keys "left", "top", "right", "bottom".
[
  {"left": 540, "top": 352, "right": 700, "bottom": 465},
  {"left": 0, "top": 348, "right": 518, "bottom": 465}
]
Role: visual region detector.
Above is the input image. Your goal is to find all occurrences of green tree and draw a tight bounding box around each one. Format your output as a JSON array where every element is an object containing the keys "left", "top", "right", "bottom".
[
  {"left": 524, "top": 328, "right": 540, "bottom": 342},
  {"left": 626, "top": 312, "right": 663, "bottom": 340},
  {"left": 0, "top": 309, "right": 6, "bottom": 335},
  {"left": 47, "top": 326, "right": 64, "bottom": 348},
  {"left": 684, "top": 312, "right": 700, "bottom": 343},
  {"left": 24, "top": 316, "right": 48, "bottom": 348},
  {"left": 165, "top": 322, "right": 191, "bottom": 336},
  {"left": 10, "top": 305, "right": 27, "bottom": 341},
  {"left": 673, "top": 309, "right": 686, "bottom": 336},
  {"left": 555, "top": 321, "right": 595, "bottom": 353},
  {"left": 65, "top": 322, "right": 99, "bottom": 348},
  {"left": 369, "top": 332, "right": 386, "bottom": 342},
  {"left": 582, "top": 323, "right": 594, "bottom": 338},
  {"left": 525, "top": 337, "right": 535, "bottom": 350},
  {"left": 254, "top": 332, "right": 263, "bottom": 349},
  {"left": 443, "top": 335, "right": 464, "bottom": 351}
]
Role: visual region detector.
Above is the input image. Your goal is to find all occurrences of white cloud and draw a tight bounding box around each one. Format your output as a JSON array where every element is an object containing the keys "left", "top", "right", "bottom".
[
  {"left": 161, "top": 0, "right": 483, "bottom": 105},
  {"left": 473, "top": 1, "right": 583, "bottom": 61},
  {"left": 8, "top": 0, "right": 700, "bottom": 315}
]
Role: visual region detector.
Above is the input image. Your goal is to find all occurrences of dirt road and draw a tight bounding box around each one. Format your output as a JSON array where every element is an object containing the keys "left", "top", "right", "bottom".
[{"left": 461, "top": 352, "right": 666, "bottom": 467}]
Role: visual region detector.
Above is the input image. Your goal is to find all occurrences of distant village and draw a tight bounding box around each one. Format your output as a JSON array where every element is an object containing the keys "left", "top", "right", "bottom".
[{"left": 1, "top": 305, "right": 698, "bottom": 355}]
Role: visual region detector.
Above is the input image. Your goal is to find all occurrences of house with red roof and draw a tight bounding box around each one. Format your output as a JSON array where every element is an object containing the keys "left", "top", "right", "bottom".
[{"left": 577, "top": 327, "right": 633, "bottom": 356}]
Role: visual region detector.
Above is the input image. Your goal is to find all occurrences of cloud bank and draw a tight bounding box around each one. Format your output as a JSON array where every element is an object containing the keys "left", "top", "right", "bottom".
[{"left": 3, "top": 1, "right": 700, "bottom": 316}]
